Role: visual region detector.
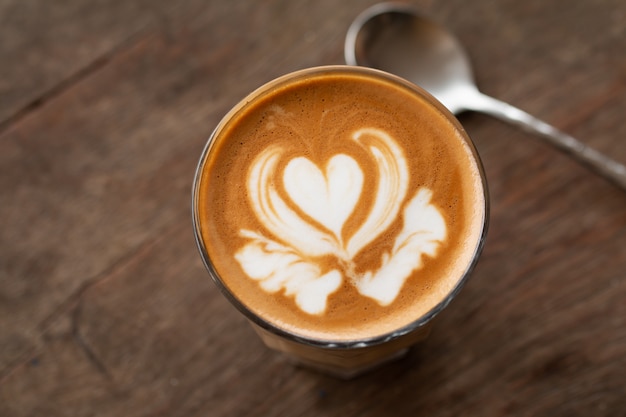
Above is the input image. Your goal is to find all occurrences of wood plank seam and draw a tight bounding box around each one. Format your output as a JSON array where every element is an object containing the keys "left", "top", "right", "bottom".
[{"left": 0, "top": 28, "right": 152, "bottom": 135}]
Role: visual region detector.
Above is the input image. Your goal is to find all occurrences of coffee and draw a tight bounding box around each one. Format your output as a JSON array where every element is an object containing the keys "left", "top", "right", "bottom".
[{"left": 194, "top": 67, "right": 487, "bottom": 349}]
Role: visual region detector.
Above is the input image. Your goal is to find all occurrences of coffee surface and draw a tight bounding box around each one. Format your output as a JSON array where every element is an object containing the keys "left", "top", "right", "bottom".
[{"left": 196, "top": 67, "right": 486, "bottom": 341}]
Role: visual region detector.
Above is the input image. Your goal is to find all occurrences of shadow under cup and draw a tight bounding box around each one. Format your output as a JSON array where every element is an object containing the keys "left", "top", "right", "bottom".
[{"left": 192, "top": 66, "right": 489, "bottom": 378}]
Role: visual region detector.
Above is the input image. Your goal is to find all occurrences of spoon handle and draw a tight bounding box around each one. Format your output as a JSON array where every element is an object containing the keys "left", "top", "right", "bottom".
[{"left": 469, "top": 91, "right": 626, "bottom": 190}]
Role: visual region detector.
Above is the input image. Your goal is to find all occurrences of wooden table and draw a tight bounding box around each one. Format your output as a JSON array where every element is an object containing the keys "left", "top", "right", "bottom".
[{"left": 1, "top": 0, "right": 625, "bottom": 415}]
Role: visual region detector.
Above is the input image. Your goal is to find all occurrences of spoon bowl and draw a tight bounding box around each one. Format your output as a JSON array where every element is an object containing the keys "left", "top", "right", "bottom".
[
  {"left": 345, "top": 3, "right": 475, "bottom": 114},
  {"left": 345, "top": 3, "right": 626, "bottom": 190}
]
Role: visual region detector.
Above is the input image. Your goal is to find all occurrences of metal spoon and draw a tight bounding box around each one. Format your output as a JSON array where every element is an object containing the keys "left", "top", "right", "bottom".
[{"left": 345, "top": 2, "right": 626, "bottom": 190}]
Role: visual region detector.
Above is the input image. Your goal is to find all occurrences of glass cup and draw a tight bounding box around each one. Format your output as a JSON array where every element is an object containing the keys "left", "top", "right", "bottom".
[{"left": 192, "top": 66, "right": 489, "bottom": 378}]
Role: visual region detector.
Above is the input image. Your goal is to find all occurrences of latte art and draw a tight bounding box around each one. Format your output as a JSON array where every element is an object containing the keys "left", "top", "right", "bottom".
[
  {"left": 195, "top": 67, "right": 487, "bottom": 342},
  {"left": 235, "top": 126, "right": 447, "bottom": 314}
]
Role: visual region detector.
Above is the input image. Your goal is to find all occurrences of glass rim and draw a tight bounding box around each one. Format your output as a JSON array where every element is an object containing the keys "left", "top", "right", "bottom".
[{"left": 191, "top": 65, "right": 490, "bottom": 350}]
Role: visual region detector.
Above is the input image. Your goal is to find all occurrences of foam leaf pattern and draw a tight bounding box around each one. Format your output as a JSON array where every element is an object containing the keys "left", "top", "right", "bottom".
[
  {"left": 235, "top": 230, "right": 342, "bottom": 315},
  {"left": 353, "top": 188, "right": 447, "bottom": 306}
]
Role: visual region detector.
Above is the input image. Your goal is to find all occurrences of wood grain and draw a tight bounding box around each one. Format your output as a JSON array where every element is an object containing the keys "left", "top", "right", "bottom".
[{"left": 1, "top": 0, "right": 625, "bottom": 416}]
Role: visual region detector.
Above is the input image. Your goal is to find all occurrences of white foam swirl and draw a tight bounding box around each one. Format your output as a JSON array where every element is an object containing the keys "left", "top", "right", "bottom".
[
  {"left": 346, "top": 128, "right": 409, "bottom": 258},
  {"left": 234, "top": 127, "right": 447, "bottom": 315},
  {"left": 247, "top": 146, "right": 338, "bottom": 258},
  {"left": 235, "top": 231, "right": 342, "bottom": 315},
  {"left": 352, "top": 188, "right": 447, "bottom": 305}
]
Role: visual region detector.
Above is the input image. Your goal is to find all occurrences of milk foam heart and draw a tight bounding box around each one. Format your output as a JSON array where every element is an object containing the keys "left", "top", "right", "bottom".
[{"left": 284, "top": 154, "right": 363, "bottom": 241}]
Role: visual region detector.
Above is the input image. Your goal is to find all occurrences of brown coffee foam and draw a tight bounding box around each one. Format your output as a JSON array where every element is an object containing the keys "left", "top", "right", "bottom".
[{"left": 197, "top": 68, "right": 485, "bottom": 342}]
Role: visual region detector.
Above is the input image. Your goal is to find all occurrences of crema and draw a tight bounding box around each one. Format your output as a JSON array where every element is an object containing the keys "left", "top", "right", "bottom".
[{"left": 194, "top": 66, "right": 487, "bottom": 343}]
